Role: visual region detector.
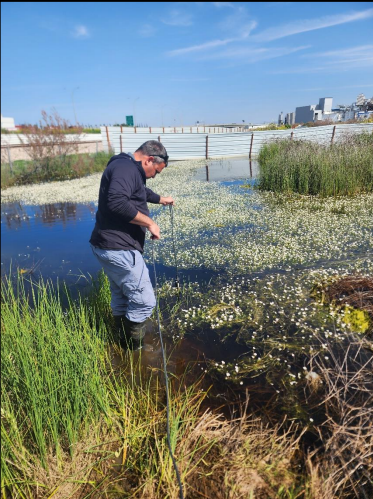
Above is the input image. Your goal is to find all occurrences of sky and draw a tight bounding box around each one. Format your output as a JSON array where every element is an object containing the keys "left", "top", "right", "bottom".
[{"left": 1, "top": 2, "right": 373, "bottom": 127}]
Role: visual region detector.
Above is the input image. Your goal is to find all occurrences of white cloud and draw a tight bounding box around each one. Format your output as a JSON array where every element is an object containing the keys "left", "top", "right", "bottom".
[
  {"left": 138, "top": 24, "right": 157, "bottom": 37},
  {"left": 252, "top": 8, "right": 373, "bottom": 42},
  {"left": 166, "top": 20, "right": 257, "bottom": 56},
  {"left": 167, "top": 38, "right": 236, "bottom": 56},
  {"left": 72, "top": 25, "right": 89, "bottom": 38},
  {"left": 306, "top": 45, "right": 373, "bottom": 60},
  {"left": 200, "top": 44, "right": 311, "bottom": 63},
  {"left": 273, "top": 45, "right": 373, "bottom": 74},
  {"left": 218, "top": 6, "right": 257, "bottom": 37},
  {"left": 161, "top": 10, "right": 193, "bottom": 27}
]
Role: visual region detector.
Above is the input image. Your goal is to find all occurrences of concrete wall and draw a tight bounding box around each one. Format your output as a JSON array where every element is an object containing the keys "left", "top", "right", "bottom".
[{"left": 1, "top": 140, "right": 103, "bottom": 162}]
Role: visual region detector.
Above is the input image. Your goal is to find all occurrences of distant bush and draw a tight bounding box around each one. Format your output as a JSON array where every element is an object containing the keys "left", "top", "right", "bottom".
[
  {"left": 1, "top": 151, "right": 112, "bottom": 189},
  {"left": 252, "top": 123, "right": 292, "bottom": 131},
  {"left": 258, "top": 132, "right": 373, "bottom": 196},
  {"left": 82, "top": 128, "right": 101, "bottom": 133}
]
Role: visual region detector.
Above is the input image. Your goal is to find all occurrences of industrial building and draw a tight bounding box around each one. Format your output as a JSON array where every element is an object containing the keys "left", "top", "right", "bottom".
[
  {"left": 283, "top": 94, "right": 373, "bottom": 125},
  {"left": 1, "top": 114, "right": 16, "bottom": 131},
  {"left": 294, "top": 97, "right": 333, "bottom": 124}
]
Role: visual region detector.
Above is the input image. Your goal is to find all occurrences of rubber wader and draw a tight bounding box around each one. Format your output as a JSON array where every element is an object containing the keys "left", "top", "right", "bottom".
[{"left": 113, "top": 315, "right": 146, "bottom": 350}]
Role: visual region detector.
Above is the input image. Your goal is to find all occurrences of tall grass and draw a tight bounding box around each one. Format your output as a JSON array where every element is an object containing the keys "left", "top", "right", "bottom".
[
  {"left": 1, "top": 276, "right": 111, "bottom": 483},
  {"left": 258, "top": 132, "right": 373, "bottom": 196}
]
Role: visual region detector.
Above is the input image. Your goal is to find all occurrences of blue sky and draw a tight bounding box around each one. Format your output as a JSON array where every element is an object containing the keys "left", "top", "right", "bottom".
[{"left": 1, "top": 2, "right": 373, "bottom": 126}]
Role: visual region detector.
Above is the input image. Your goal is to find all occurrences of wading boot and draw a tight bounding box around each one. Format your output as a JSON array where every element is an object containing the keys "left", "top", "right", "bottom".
[
  {"left": 122, "top": 317, "right": 147, "bottom": 351},
  {"left": 113, "top": 315, "right": 132, "bottom": 349}
]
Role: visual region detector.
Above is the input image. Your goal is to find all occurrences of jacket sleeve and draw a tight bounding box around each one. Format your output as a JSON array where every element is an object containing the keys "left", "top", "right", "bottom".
[
  {"left": 145, "top": 187, "right": 161, "bottom": 204},
  {"left": 106, "top": 166, "right": 139, "bottom": 221}
]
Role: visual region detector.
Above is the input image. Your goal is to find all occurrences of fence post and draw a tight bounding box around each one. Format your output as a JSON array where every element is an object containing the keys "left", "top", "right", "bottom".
[
  {"left": 291, "top": 131, "right": 294, "bottom": 140},
  {"left": 120, "top": 135, "right": 123, "bottom": 152},
  {"left": 158, "top": 136, "right": 161, "bottom": 142},
  {"left": 134, "top": 127, "right": 137, "bottom": 134},
  {"left": 174, "top": 127, "right": 176, "bottom": 133},
  {"left": 331, "top": 125, "right": 336, "bottom": 146},
  {"left": 7, "top": 146, "right": 13, "bottom": 173},
  {"left": 96, "top": 141, "right": 98, "bottom": 154},
  {"left": 105, "top": 126, "right": 111, "bottom": 152},
  {"left": 163, "top": 127, "right": 165, "bottom": 133},
  {"left": 205, "top": 164, "right": 209, "bottom": 181},
  {"left": 206, "top": 135, "right": 209, "bottom": 159},
  {"left": 249, "top": 133, "right": 254, "bottom": 159}
]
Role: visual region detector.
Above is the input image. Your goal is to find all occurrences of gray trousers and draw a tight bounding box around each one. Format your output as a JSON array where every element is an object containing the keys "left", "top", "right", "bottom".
[{"left": 90, "top": 245, "right": 156, "bottom": 323}]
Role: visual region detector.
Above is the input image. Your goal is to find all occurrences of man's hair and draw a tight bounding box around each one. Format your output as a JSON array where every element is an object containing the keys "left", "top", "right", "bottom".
[{"left": 135, "top": 140, "right": 168, "bottom": 166}]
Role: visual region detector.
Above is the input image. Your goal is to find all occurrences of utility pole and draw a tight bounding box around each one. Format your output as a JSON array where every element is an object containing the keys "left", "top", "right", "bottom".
[{"left": 71, "top": 87, "right": 79, "bottom": 125}]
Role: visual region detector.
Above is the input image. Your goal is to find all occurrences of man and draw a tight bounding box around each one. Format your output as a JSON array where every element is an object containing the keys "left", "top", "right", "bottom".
[{"left": 90, "top": 140, "right": 174, "bottom": 349}]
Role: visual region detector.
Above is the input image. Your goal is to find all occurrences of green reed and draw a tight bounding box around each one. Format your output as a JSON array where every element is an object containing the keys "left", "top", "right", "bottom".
[
  {"left": 1, "top": 276, "right": 111, "bottom": 468},
  {"left": 258, "top": 132, "right": 373, "bottom": 196}
]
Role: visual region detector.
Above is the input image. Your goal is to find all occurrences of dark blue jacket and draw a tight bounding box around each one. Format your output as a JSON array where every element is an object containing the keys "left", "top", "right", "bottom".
[{"left": 89, "top": 153, "right": 160, "bottom": 252}]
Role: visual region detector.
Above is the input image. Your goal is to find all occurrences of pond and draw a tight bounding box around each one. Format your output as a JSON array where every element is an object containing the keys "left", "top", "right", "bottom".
[
  {"left": 2, "top": 156, "right": 373, "bottom": 416},
  {"left": 1, "top": 157, "right": 259, "bottom": 285}
]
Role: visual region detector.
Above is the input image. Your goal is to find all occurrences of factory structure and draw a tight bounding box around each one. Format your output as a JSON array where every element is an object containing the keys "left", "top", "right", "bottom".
[
  {"left": 279, "top": 93, "right": 373, "bottom": 126},
  {"left": 1, "top": 114, "right": 17, "bottom": 131}
]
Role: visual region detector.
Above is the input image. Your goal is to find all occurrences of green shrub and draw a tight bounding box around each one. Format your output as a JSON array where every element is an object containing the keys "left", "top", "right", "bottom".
[{"left": 1, "top": 151, "right": 112, "bottom": 189}]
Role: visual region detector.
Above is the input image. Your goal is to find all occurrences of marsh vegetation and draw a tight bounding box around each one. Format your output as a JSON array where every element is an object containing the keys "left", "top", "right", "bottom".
[
  {"left": 258, "top": 132, "right": 373, "bottom": 196},
  {"left": 1, "top": 138, "right": 373, "bottom": 497}
]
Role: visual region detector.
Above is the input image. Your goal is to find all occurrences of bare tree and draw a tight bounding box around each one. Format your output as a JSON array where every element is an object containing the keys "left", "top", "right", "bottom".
[{"left": 20, "top": 109, "right": 83, "bottom": 177}]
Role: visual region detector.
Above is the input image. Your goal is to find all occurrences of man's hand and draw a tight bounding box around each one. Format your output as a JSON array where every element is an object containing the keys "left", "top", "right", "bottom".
[
  {"left": 149, "top": 222, "right": 161, "bottom": 240},
  {"left": 159, "top": 196, "right": 175, "bottom": 206}
]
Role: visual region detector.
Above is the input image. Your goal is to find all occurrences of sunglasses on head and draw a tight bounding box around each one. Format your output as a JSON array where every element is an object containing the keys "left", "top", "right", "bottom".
[{"left": 155, "top": 154, "right": 169, "bottom": 167}]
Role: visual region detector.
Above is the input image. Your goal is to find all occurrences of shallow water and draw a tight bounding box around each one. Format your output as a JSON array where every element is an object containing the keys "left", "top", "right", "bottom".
[
  {"left": 194, "top": 157, "right": 259, "bottom": 181},
  {"left": 1, "top": 157, "right": 260, "bottom": 285},
  {"left": 1, "top": 201, "right": 101, "bottom": 289}
]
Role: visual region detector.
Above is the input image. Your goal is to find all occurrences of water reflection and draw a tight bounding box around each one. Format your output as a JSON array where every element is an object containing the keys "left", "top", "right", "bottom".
[
  {"left": 194, "top": 157, "right": 260, "bottom": 182},
  {"left": 1, "top": 201, "right": 101, "bottom": 284},
  {"left": 1, "top": 201, "right": 97, "bottom": 229}
]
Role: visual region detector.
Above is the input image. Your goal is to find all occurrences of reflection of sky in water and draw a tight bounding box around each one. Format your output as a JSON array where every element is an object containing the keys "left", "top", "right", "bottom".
[
  {"left": 1, "top": 202, "right": 102, "bottom": 286},
  {"left": 193, "top": 157, "right": 259, "bottom": 181}
]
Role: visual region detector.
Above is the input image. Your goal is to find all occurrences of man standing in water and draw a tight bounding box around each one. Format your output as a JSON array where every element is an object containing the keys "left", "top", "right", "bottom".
[{"left": 90, "top": 140, "right": 174, "bottom": 349}]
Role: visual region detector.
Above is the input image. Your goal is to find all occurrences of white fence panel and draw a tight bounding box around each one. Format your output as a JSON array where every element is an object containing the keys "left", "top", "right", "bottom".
[
  {"left": 159, "top": 134, "right": 207, "bottom": 160},
  {"left": 101, "top": 124, "right": 373, "bottom": 159}
]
